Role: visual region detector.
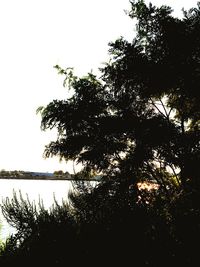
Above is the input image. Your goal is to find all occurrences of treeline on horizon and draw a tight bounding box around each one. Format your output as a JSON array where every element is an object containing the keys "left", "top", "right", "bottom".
[
  {"left": 0, "top": 1, "right": 200, "bottom": 266},
  {"left": 0, "top": 169, "right": 70, "bottom": 179},
  {"left": 0, "top": 169, "right": 101, "bottom": 181}
]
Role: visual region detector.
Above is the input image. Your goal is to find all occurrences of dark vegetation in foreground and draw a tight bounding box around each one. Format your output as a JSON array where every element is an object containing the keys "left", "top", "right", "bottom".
[
  {"left": 0, "top": 179, "right": 200, "bottom": 266},
  {"left": 0, "top": 1, "right": 200, "bottom": 266}
]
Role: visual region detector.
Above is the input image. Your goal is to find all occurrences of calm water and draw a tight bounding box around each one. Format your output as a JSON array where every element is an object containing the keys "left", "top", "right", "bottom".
[{"left": 0, "top": 179, "right": 73, "bottom": 241}]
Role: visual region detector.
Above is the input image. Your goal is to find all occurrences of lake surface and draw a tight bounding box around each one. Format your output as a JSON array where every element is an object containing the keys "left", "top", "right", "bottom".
[{"left": 0, "top": 179, "right": 74, "bottom": 241}]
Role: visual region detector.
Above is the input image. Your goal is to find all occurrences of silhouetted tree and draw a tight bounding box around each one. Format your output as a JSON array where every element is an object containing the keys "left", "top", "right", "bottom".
[
  {"left": 38, "top": 1, "right": 199, "bottom": 193},
  {"left": 36, "top": 3, "right": 200, "bottom": 263}
]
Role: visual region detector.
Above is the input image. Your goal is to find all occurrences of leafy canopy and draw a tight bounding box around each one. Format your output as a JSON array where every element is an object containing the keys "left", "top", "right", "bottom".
[{"left": 38, "top": 1, "right": 200, "bottom": 190}]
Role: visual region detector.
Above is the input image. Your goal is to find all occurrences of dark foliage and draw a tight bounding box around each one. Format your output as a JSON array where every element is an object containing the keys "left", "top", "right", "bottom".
[
  {"left": 0, "top": 182, "right": 173, "bottom": 266},
  {"left": 1, "top": 1, "right": 200, "bottom": 266},
  {"left": 38, "top": 1, "right": 199, "bottom": 193},
  {"left": 1, "top": 179, "right": 200, "bottom": 266}
]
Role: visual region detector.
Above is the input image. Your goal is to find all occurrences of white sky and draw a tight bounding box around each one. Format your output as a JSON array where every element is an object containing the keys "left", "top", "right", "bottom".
[{"left": 0, "top": 0, "right": 198, "bottom": 173}]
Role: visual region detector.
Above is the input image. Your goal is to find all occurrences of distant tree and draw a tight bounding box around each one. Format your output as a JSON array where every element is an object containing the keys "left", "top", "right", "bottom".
[
  {"left": 53, "top": 170, "right": 64, "bottom": 177},
  {"left": 64, "top": 171, "right": 71, "bottom": 179},
  {"left": 0, "top": 170, "right": 10, "bottom": 177}
]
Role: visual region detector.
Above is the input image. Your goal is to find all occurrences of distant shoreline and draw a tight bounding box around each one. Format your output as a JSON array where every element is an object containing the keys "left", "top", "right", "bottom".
[
  {"left": 0, "top": 176, "right": 98, "bottom": 181},
  {"left": 0, "top": 176, "right": 70, "bottom": 180}
]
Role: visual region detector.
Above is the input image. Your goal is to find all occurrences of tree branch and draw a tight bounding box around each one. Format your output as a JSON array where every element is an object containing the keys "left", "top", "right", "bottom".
[{"left": 149, "top": 98, "right": 167, "bottom": 118}]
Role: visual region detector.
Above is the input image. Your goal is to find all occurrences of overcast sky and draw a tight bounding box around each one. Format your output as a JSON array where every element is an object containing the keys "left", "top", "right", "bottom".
[{"left": 0, "top": 0, "right": 198, "bottom": 173}]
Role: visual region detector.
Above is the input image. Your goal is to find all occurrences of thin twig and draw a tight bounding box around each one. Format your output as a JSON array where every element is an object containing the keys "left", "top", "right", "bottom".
[{"left": 149, "top": 98, "right": 167, "bottom": 118}]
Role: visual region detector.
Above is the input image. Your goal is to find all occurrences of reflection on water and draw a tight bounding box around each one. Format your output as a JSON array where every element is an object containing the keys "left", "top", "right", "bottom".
[{"left": 0, "top": 179, "right": 73, "bottom": 241}]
